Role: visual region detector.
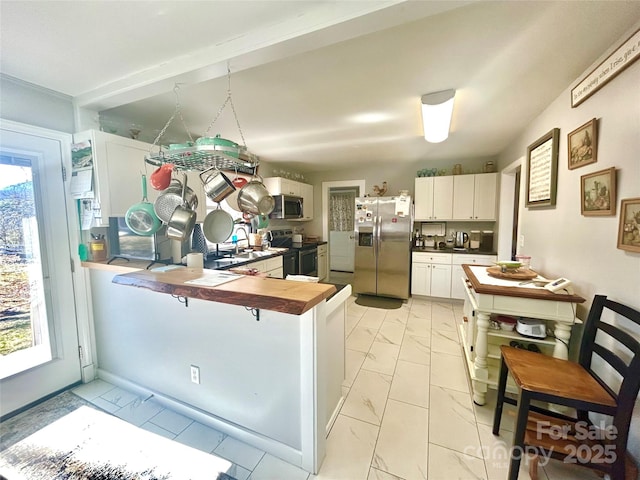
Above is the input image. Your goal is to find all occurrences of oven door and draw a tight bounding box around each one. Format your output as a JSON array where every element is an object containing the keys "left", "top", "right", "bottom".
[{"left": 298, "top": 248, "right": 318, "bottom": 276}]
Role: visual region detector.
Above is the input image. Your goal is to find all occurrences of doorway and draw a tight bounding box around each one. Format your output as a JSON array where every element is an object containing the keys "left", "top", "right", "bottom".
[
  {"left": 0, "top": 121, "right": 82, "bottom": 418},
  {"left": 322, "top": 180, "right": 365, "bottom": 285},
  {"left": 497, "top": 158, "right": 524, "bottom": 261}
]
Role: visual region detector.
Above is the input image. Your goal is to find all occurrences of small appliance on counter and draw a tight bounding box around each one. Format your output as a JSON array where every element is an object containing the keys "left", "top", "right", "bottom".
[
  {"left": 107, "top": 217, "right": 172, "bottom": 264},
  {"left": 454, "top": 231, "right": 469, "bottom": 250}
]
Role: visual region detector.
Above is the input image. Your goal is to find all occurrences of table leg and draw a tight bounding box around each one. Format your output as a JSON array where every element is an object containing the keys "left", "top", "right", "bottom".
[
  {"left": 472, "top": 311, "right": 490, "bottom": 405},
  {"left": 552, "top": 322, "right": 571, "bottom": 359}
]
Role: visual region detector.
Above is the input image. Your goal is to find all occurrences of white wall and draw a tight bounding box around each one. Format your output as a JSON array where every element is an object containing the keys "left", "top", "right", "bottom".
[
  {"left": 0, "top": 75, "right": 75, "bottom": 133},
  {"left": 498, "top": 25, "right": 640, "bottom": 465}
]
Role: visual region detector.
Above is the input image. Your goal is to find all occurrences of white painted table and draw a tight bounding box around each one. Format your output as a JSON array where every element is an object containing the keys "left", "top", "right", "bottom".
[{"left": 461, "top": 265, "right": 585, "bottom": 405}]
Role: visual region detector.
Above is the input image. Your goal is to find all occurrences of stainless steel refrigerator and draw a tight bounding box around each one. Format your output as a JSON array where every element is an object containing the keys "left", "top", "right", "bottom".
[{"left": 353, "top": 196, "right": 413, "bottom": 299}]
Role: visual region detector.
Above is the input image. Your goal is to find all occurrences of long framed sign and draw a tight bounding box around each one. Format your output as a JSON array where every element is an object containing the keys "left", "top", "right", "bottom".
[
  {"left": 526, "top": 128, "right": 559, "bottom": 208},
  {"left": 571, "top": 28, "right": 640, "bottom": 108}
]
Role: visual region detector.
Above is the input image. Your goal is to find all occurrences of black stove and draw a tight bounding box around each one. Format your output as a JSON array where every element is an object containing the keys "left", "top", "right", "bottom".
[
  {"left": 270, "top": 229, "right": 319, "bottom": 276},
  {"left": 270, "top": 230, "right": 320, "bottom": 250}
]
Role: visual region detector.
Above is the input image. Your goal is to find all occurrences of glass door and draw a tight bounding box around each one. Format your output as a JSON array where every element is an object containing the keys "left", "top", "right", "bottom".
[{"left": 0, "top": 123, "right": 81, "bottom": 417}]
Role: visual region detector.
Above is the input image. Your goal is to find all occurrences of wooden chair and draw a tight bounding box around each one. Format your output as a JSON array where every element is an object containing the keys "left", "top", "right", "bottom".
[{"left": 492, "top": 295, "right": 640, "bottom": 480}]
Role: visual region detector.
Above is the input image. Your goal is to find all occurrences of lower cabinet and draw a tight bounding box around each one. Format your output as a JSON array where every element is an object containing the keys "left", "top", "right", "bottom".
[
  {"left": 411, "top": 252, "right": 452, "bottom": 298},
  {"left": 317, "top": 244, "right": 328, "bottom": 281},
  {"left": 450, "top": 254, "right": 497, "bottom": 299},
  {"left": 251, "top": 256, "right": 283, "bottom": 278},
  {"left": 412, "top": 251, "right": 497, "bottom": 299}
]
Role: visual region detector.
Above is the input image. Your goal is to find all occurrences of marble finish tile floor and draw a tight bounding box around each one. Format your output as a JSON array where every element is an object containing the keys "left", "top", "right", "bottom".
[{"left": 2, "top": 294, "right": 604, "bottom": 480}]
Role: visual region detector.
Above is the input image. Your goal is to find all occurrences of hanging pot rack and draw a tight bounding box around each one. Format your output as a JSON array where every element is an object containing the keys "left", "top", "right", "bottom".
[{"left": 145, "top": 68, "right": 259, "bottom": 175}]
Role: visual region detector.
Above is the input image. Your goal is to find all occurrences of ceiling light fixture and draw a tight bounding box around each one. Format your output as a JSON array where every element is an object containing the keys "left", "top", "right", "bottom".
[{"left": 421, "top": 89, "right": 455, "bottom": 143}]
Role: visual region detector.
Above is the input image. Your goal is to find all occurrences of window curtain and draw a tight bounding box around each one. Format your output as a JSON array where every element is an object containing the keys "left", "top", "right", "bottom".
[{"left": 330, "top": 193, "right": 355, "bottom": 231}]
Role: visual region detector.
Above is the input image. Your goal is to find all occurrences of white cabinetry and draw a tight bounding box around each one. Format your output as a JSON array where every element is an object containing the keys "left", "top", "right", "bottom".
[
  {"left": 263, "top": 177, "right": 313, "bottom": 221},
  {"left": 450, "top": 254, "right": 497, "bottom": 300},
  {"left": 452, "top": 173, "right": 497, "bottom": 221},
  {"left": 411, "top": 252, "right": 452, "bottom": 298},
  {"left": 414, "top": 176, "right": 454, "bottom": 221},
  {"left": 299, "top": 182, "right": 314, "bottom": 221},
  {"left": 317, "top": 244, "right": 328, "bottom": 281},
  {"left": 250, "top": 256, "right": 283, "bottom": 279},
  {"left": 72, "top": 130, "right": 207, "bottom": 226}
]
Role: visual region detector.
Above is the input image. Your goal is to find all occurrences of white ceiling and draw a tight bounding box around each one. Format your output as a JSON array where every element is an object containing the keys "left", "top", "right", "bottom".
[{"left": 2, "top": 1, "right": 639, "bottom": 173}]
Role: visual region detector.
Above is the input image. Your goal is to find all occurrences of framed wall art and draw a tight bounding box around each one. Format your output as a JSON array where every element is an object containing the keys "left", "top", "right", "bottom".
[
  {"left": 568, "top": 118, "right": 597, "bottom": 170},
  {"left": 526, "top": 128, "right": 559, "bottom": 208},
  {"left": 617, "top": 197, "right": 640, "bottom": 253},
  {"left": 581, "top": 167, "right": 615, "bottom": 216}
]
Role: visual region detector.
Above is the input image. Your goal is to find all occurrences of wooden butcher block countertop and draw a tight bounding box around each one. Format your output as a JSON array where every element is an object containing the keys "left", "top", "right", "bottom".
[{"left": 112, "top": 268, "right": 337, "bottom": 315}]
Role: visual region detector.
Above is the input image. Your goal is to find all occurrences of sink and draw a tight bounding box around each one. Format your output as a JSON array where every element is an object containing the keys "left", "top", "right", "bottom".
[{"left": 233, "top": 251, "right": 273, "bottom": 260}]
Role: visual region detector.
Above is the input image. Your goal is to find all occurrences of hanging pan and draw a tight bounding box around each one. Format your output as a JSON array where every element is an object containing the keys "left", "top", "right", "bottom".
[
  {"left": 125, "top": 175, "right": 162, "bottom": 236},
  {"left": 154, "top": 176, "right": 198, "bottom": 223},
  {"left": 167, "top": 175, "right": 197, "bottom": 241},
  {"left": 202, "top": 206, "right": 234, "bottom": 244}
]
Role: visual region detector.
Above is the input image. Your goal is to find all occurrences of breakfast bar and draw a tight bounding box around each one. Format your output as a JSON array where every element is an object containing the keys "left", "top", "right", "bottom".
[
  {"left": 460, "top": 264, "right": 585, "bottom": 405},
  {"left": 85, "top": 264, "right": 349, "bottom": 474}
]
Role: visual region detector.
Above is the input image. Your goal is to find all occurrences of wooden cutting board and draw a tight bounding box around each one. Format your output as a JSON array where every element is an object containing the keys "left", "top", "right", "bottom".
[{"left": 486, "top": 266, "right": 538, "bottom": 280}]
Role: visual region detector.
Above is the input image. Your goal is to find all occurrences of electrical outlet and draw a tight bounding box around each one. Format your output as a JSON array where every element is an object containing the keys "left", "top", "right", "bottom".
[{"left": 190, "top": 365, "right": 200, "bottom": 384}]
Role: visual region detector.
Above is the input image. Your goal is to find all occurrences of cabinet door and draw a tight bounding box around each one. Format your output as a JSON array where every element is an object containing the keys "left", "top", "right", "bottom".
[
  {"left": 430, "top": 264, "right": 452, "bottom": 298},
  {"left": 414, "top": 177, "right": 434, "bottom": 220},
  {"left": 452, "top": 175, "right": 475, "bottom": 220},
  {"left": 473, "top": 173, "right": 497, "bottom": 220},
  {"left": 411, "top": 263, "right": 430, "bottom": 296},
  {"left": 450, "top": 264, "right": 466, "bottom": 300},
  {"left": 432, "top": 176, "right": 453, "bottom": 220},
  {"left": 318, "top": 252, "right": 327, "bottom": 281},
  {"left": 300, "top": 183, "right": 313, "bottom": 220},
  {"left": 262, "top": 177, "right": 282, "bottom": 194},
  {"left": 282, "top": 179, "right": 301, "bottom": 196}
]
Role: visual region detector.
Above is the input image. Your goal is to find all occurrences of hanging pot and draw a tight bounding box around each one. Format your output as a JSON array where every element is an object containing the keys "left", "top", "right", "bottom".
[
  {"left": 199, "top": 166, "right": 235, "bottom": 203},
  {"left": 125, "top": 175, "right": 162, "bottom": 236},
  {"left": 167, "top": 175, "right": 197, "bottom": 241},
  {"left": 154, "top": 177, "right": 198, "bottom": 223},
  {"left": 149, "top": 163, "right": 174, "bottom": 190},
  {"left": 237, "top": 175, "right": 275, "bottom": 215}
]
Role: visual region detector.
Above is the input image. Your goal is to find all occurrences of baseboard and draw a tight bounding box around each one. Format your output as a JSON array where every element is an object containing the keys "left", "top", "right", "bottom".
[{"left": 96, "top": 369, "right": 305, "bottom": 470}]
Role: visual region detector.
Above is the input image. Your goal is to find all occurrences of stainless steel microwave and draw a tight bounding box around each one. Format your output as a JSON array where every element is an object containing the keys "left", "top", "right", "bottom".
[{"left": 270, "top": 194, "right": 303, "bottom": 219}]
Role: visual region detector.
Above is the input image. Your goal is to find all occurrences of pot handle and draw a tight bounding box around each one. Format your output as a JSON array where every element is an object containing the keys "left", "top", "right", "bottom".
[
  {"left": 181, "top": 173, "right": 188, "bottom": 206},
  {"left": 199, "top": 165, "right": 220, "bottom": 184}
]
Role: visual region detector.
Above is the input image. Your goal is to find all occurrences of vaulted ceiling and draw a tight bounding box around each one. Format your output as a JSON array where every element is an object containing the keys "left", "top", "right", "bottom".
[{"left": 1, "top": 1, "right": 639, "bottom": 171}]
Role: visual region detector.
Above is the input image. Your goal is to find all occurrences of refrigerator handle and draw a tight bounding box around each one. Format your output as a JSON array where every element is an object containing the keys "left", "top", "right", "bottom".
[
  {"left": 376, "top": 215, "right": 382, "bottom": 253},
  {"left": 373, "top": 215, "right": 378, "bottom": 257}
]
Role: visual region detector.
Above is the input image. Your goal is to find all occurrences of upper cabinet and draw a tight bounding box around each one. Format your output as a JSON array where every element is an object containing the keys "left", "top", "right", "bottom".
[
  {"left": 414, "top": 176, "right": 453, "bottom": 221},
  {"left": 263, "top": 176, "right": 313, "bottom": 221},
  {"left": 73, "top": 130, "right": 207, "bottom": 226},
  {"left": 263, "top": 177, "right": 301, "bottom": 197},
  {"left": 415, "top": 172, "right": 497, "bottom": 222}
]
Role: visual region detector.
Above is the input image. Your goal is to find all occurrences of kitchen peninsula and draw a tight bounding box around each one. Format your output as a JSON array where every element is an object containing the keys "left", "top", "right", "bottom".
[{"left": 84, "top": 261, "right": 350, "bottom": 474}]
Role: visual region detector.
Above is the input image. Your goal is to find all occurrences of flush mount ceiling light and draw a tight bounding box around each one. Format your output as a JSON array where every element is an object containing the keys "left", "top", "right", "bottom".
[{"left": 421, "top": 89, "right": 456, "bottom": 143}]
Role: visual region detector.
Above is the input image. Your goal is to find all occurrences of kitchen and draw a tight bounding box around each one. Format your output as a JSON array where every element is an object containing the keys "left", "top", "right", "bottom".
[{"left": 1, "top": 2, "right": 640, "bottom": 479}]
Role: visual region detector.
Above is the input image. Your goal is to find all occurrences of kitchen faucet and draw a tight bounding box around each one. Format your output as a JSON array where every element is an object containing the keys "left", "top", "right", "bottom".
[{"left": 235, "top": 227, "right": 249, "bottom": 254}]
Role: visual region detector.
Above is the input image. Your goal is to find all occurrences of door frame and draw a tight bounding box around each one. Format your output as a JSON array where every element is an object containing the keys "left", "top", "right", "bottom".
[
  {"left": 0, "top": 119, "right": 96, "bottom": 417},
  {"left": 322, "top": 179, "right": 365, "bottom": 271},
  {"left": 497, "top": 157, "right": 524, "bottom": 261}
]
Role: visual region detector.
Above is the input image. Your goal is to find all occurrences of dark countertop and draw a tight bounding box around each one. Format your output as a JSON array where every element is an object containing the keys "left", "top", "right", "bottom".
[{"left": 412, "top": 247, "right": 497, "bottom": 255}]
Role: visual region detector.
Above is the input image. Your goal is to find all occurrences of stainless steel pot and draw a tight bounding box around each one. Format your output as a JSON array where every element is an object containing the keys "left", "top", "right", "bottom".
[
  {"left": 199, "top": 167, "right": 235, "bottom": 203},
  {"left": 154, "top": 177, "right": 198, "bottom": 223},
  {"left": 167, "top": 177, "right": 197, "bottom": 241},
  {"left": 237, "top": 176, "right": 275, "bottom": 215}
]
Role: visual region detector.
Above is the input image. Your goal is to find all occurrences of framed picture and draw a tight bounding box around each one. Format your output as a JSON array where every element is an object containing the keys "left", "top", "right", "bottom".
[
  {"left": 617, "top": 198, "right": 640, "bottom": 253},
  {"left": 526, "top": 128, "right": 559, "bottom": 208},
  {"left": 580, "top": 167, "right": 616, "bottom": 216},
  {"left": 568, "top": 118, "right": 597, "bottom": 170}
]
